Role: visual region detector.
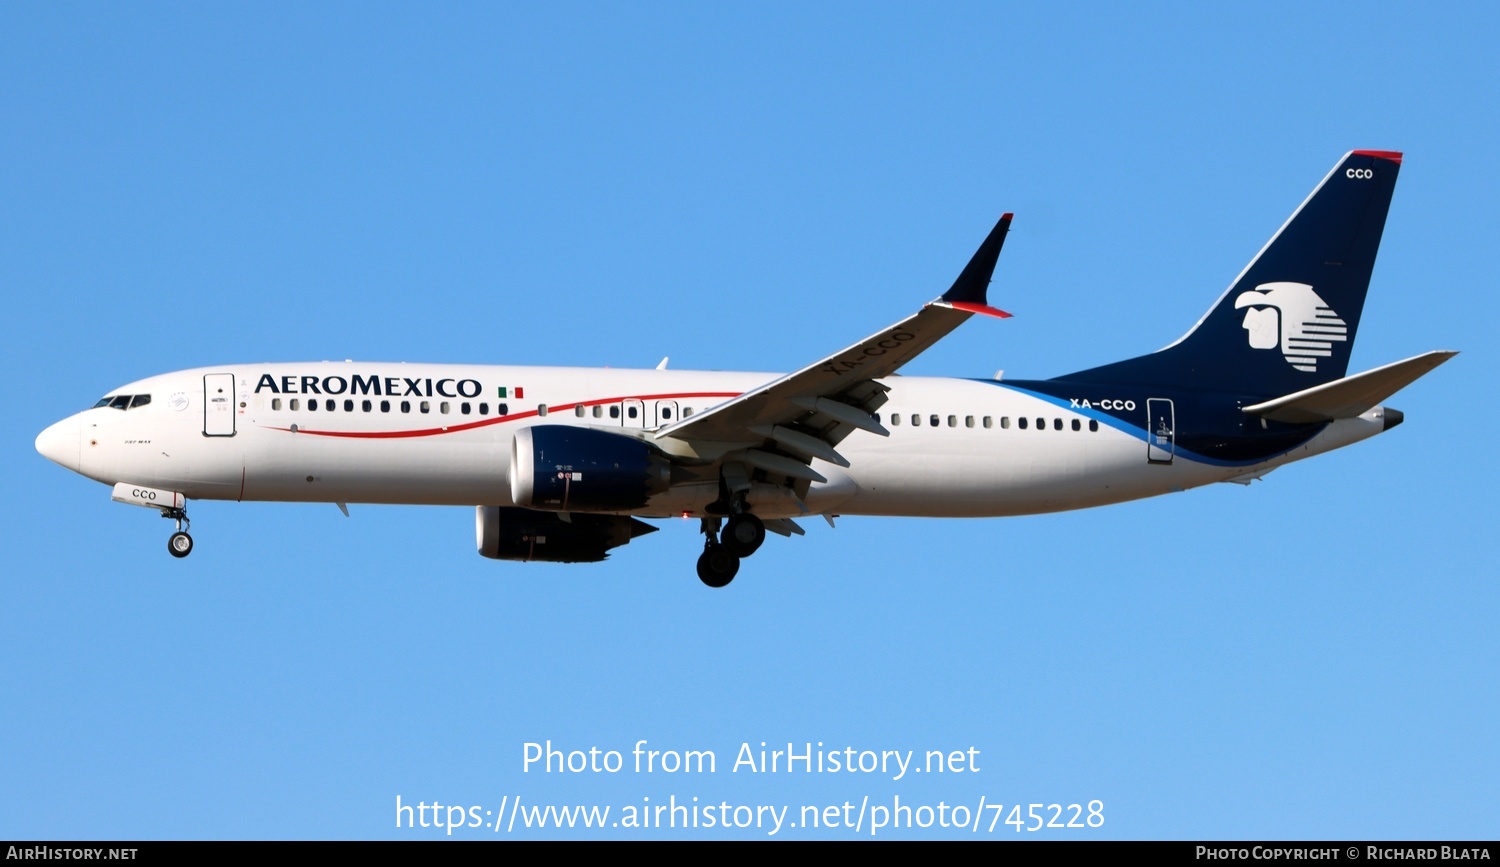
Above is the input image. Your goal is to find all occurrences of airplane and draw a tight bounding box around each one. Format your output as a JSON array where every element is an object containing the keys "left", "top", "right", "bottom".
[{"left": 35, "top": 150, "right": 1455, "bottom": 587}]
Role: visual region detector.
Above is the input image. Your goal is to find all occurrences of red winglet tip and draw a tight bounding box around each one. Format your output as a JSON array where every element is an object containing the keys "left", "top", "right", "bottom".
[
  {"left": 1354, "top": 149, "right": 1403, "bottom": 163},
  {"left": 948, "top": 301, "right": 1012, "bottom": 319}
]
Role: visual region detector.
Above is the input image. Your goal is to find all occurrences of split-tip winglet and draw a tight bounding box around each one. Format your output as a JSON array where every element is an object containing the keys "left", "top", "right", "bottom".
[
  {"left": 939, "top": 212, "right": 1014, "bottom": 309},
  {"left": 934, "top": 300, "right": 1013, "bottom": 318}
]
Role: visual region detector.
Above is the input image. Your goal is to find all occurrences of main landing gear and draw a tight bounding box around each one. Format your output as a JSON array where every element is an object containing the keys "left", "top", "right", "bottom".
[
  {"left": 163, "top": 505, "right": 193, "bottom": 559},
  {"left": 694, "top": 512, "right": 766, "bottom": 588}
]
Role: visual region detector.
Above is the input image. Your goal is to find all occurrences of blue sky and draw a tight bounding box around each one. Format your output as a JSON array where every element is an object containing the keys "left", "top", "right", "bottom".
[{"left": 2, "top": 3, "right": 1495, "bottom": 839}]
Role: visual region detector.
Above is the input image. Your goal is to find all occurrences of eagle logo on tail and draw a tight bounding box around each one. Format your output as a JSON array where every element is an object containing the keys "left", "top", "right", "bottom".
[{"left": 1233, "top": 282, "right": 1348, "bottom": 373}]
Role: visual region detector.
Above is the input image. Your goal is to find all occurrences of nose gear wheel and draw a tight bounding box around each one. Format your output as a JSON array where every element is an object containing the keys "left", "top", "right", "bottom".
[
  {"left": 168, "top": 532, "right": 194, "bottom": 558},
  {"left": 162, "top": 506, "right": 193, "bottom": 558}
]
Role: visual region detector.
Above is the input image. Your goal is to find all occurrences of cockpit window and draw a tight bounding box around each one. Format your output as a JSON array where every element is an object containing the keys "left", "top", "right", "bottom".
[{"left": 94, "top": 394, "right": 153, "bottom": 410}]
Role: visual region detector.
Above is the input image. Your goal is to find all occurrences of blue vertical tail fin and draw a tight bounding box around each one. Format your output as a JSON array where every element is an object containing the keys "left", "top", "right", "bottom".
[{"left": 1057, "top": 150, "right": 1402, "bottom": 397}]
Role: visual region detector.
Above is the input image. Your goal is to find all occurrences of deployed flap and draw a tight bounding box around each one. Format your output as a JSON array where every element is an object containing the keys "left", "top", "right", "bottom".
[
  {"left": 1242, "top": 350, "right": 1456, "bottom": 424},
  {"left": 656, "top": 214, "right": 1014, "bottom": 445}
]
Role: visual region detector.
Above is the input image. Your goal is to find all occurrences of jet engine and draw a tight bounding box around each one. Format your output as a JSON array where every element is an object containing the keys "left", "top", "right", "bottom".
[
  {"left": 476, "top": 506, "right": 657, "bottom": 563},
  {"left": 510, "top": 425, "right": 672, "bottom": 512}
]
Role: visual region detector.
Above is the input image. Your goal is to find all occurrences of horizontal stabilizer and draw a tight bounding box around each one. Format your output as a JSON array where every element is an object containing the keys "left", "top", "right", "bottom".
[{"left": 1242, "top": 350, "right": 1457, "bottom": 423}]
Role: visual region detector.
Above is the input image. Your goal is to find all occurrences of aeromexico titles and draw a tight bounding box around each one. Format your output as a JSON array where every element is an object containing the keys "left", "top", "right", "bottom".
[{"left": 36, "top": 150, "right": 1455, "bottom": 587}]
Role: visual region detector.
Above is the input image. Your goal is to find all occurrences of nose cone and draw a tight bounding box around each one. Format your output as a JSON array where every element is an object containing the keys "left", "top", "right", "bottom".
[{"left": 36, "top": 415, "right": 81, "bottom": 472}]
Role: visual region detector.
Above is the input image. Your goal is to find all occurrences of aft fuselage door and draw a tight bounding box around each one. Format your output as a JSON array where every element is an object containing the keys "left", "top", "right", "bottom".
[
  {"left": 204, "top": 373, "right": 236, "bottom": 436},
  {"left": 1146, "top": 398, "right": 1174, "bottom": 463}
]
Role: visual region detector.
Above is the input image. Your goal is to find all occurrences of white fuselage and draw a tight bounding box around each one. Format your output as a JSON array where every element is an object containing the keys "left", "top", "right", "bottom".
[{"left": 38, "top": 363, "right": 1386, "bottom": 521}]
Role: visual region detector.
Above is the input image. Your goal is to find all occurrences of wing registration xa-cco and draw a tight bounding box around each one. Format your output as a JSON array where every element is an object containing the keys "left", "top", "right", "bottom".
[{"left": 36, "top": 151, "right": 1454, "bottom": 587}]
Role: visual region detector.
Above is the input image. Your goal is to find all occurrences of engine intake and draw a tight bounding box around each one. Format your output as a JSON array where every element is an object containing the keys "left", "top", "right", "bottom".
[
  {"left": 476, "top": 506, "right": 657, "bottom": 563},
  {"left": 510, "top": 425, "right": 671, "bottom": 511}
]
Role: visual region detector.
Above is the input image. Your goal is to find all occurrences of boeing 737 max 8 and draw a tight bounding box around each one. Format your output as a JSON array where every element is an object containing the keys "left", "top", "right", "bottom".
[{"left": 35, "top": 150, "right": 1454, "bottom": 587}]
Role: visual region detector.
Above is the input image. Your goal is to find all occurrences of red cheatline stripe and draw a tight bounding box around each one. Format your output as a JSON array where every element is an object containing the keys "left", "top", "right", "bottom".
[{"left": 262, "top": 391, "right": 743, "bottom": 439}]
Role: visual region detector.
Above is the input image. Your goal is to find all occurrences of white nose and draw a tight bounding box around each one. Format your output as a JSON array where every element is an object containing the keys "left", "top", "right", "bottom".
[{"left": 36, "top": 415, "right": 81, "bottom": 472}]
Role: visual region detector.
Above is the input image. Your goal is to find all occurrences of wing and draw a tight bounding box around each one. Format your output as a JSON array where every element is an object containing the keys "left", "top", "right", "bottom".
[{"left": 655, "top": 213, "right": 1014, "bottom": 477}]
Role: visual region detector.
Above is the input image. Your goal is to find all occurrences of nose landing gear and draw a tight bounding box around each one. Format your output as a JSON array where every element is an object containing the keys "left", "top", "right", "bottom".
[{"left": 163, "top": 506, "right": 193, "bottom": 559}]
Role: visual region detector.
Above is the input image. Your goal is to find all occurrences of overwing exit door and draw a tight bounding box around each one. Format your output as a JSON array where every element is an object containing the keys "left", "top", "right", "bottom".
[
  {"left": 1147, "top": 398, "right": 1174, "bottom": 463},
  {"left": 620, "top": 398, "right": 646, "bottom": 428}
]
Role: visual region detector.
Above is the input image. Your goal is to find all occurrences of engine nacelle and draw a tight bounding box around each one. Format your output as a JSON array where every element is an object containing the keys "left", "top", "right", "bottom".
[
  {"left": 510, "top": 425, "right": 672, "bottom": 511},
  {"left": 476, "top": 506, "right": 657, "bottom": 563}
]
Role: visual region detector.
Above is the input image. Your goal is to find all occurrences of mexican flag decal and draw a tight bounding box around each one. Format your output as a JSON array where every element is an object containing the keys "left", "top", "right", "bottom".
[{"left": 497, "top": 386, "right": 524, "bottom": 399}]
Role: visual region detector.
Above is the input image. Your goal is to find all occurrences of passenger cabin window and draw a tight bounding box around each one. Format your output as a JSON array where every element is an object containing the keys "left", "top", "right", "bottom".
[
  {"left": 983, "top": 416, "right": 992, "bottom": 429},
  {"left": 498, "top": 403, "right": 509, "bottom": 415},
  {"left": 325, "top": 399, "right": 335, "bottom": 411},
  {"left": 1089, "top": 419, "right": 1099, "bottom": 432},
  {"left": 683, "top": 407, "right": 694, "bottom": 417},
  {"left": 660, "top": 407, "right": 672, "bottom": 420},
  {"left": 1018, "top": 417, "right": 1028, "bottom": 430},
  {"left": 910, "top": 414, "right": 920, "bottom": 426},
  {"left": 362, "top": 400, "right": 372, "bottom": 412},
  {"left": 290, "top": 398, "right": 300, "bottom": 411},
  {"left": 381, "top": 400, "right": 391, "bottom": 413},
  {"left": 461, "top": 403, "right": 471, "bottom": 415},
  {"left": 930, "top": 414, "right": 940, "bottom": 427},
  {"left": 575, "top": 406, "right": 586, "bottom": 418},
  {"left": 1053, "top": 418, "right": 1063, "bottom": 431},
  {"left": 538, "top": 404, "right": 548, "bottom": 417},
  {"left": 592, "top": 406, "right": 602, "bottom": 418},
  {"left": 947, "top": 415, "right": 957, "bottom": 428},
  {"left": 1072, "top": 419, "right": 1081, "bottom": 431},
  {"left": 272, "top": 398, "right": 282, "bottom": 411},
  {"left": 344, "top": 399, "right": 354, "bottom": 412},
  {"left": 627, "top": 406, "right": 638, "bottom": 419},
  {"left": 1001, "top": 416, "right": 1010, "bottom": 429},
  {"left": 479, "top": 402, "right": 489, "bottom": 415},
  {"left": 965, "top": 415, "right": 974, "bottom": 428},
  {"left": 420, "top": 401, "right": 430, "bottom": 414},
  {"left": 440, "top": 401, "right": 450, "bottom": 414},
  {"left": 401, "top": 400, "right": 411, "bottom": 413},
  {"left": 610, "top": 406, "right": 620, "bottom": 419},
  {"left": 308, "top": 399, "right": 318, "bottom": 412},
  {"left": 1035, "top": 417, "right": 1044, "bottom": 430},
  {"left": 890, "top": 413, "right": 900, "bottom": 426}
]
